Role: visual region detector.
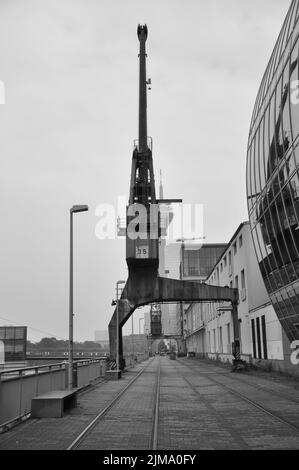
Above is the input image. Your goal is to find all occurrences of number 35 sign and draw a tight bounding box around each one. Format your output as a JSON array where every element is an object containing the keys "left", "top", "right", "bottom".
[{"left": 136, "top": 245, "right": 149, "bottom": 259}]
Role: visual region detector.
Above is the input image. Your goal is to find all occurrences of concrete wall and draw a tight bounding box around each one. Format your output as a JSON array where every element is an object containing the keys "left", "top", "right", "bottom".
[{"left": 250, "top": 304, "right": 284, "bottom": 360}]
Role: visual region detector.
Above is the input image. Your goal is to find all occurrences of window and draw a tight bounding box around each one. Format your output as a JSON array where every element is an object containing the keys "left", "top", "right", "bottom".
[
  {"left": 241, "top": 270, "right": 246, "bottom": 301},
  {"left": 256, "top": 317, "right": 262, "bottom": 359},
  {"left": 251, "top": 319, "right": 257, "bottom": 358},
  {"left": 230, "top": 281, "right": 233, "bottom": 288},
  {"left": 261, "top": 315, "right": 268, "bottom": 359},
  {"left": 218, "top": 327, "right": 223, "bottom": 353},
  {"left": 227, "top": 323, "right": 231, "bottom": 353},
  {"left": 233, "top": 242, "right": 237, "bottom": 255},
  {"left": 241, "top": 270, "right": 246, "bottom": 289},
  {"left": 239, "top": 235, "right": 243, "bottom": 248},
  {"left": 224, "top": 256, "right": 227, "bottom": 267},
  {"left": 228, "top": 251, "right": 232, "bottom": 265},
  {"left": 220, "top": 263, "right": 223, "bottom": 272}
]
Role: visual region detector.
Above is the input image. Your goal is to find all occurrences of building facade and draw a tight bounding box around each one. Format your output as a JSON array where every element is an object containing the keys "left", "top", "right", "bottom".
[
  {"left": 179, "top": 243, "right": 227, "bottom": 348},
  {"left": 247, "top": 0, "right": 299, "bottom": 344},
  {"left": 0, "top": 326, "right": 27, "bottom": 366},
  {"left": 185, "top": 223, "right": 290, "bottom": 372}
]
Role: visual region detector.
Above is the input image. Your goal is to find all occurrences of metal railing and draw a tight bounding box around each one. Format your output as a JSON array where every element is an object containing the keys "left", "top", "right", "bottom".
[{"left": 0, "top": 358, "right": 107, "bottom": 429}]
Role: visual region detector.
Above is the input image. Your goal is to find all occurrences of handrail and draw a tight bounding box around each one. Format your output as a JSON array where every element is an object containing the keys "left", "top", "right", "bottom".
[
  {"left": 0, "top": 357, "right": 107, "bottom": 429},
  {"left": 0, "top": 357, "right": 106, "bottom": 378}
]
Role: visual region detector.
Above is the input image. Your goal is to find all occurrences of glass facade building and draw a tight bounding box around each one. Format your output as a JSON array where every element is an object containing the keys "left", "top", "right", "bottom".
[
  {"left": 247, "top": 0, "right": 299, "bottom": 342},
  {"left": 182, "top": 244, "right": 227, "bottom": 280},
  {"left": 0, "top": 326, "right": 27, "bottom": 362}
]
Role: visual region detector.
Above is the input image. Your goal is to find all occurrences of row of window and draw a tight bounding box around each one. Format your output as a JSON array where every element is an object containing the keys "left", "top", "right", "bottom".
[
  {"left": 209, "top": 235, "right": 244, "bottom": 285},
  {"left": 0, "top": 340, "right": 27, "bottom": 361},
  {"left": 250, "top": 1, "right": 299, "bottom": 136},
  {"left": 247, "top": 44, "right": 299, "bottom": 215},
  {"left": 0, "top": 327, "right": 27, "bottom": 341},
  {"left": 190, "top": 314, "right": 269, "bottom": 360},
  {"left": 207, "top": 323, "right": 232, "bottom": 355}
]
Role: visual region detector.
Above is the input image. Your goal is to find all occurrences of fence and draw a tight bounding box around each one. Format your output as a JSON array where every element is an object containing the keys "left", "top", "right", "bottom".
[{"left": 0, "top": 358, "right": 106, "bottom": 428}]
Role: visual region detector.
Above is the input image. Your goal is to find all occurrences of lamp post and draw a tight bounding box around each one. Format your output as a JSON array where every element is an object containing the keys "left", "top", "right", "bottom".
[
  {"left": 131, "top": 313, "right": 134, "bottom": 364},
  {"left": 116, "top": 280, "right": 126, "bottom": 376},
  {"left": 139, "top": 317, "right": 144, "bottom": 335},
  {"left": 68, "top": 204, "right": 88, "bottom": 390}
]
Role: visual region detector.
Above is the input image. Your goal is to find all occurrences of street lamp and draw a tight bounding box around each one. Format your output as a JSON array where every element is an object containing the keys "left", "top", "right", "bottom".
[
  {"left": 131, "top": 313, "right": 134, "bottom": 364},
  {"left": 139, "top": 317, "right": 144, "bottom": 335},
  {"left": 116, "top": 280, "right": 126, "bottom": 377},
  {"left": 68, "top": 204, "right": 88, "bottom": 390}
]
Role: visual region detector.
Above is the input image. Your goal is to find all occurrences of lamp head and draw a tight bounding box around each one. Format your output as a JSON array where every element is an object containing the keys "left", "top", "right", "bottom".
[{"left": 71, "top": 205, "right": 89, "bottom": 213}]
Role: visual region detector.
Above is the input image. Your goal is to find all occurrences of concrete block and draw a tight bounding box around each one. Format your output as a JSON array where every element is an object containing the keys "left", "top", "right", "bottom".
[
  {"left": 106, "top": 370, "right": 122, "bottom": 380},
  {"left": 31, "top": 390, "right": 77, "bottom": 418}
]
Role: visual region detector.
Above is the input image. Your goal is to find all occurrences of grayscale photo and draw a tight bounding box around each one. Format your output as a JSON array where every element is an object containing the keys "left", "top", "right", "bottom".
[{"left": 0, "top": 0, "right": 299, "bottom": 458}]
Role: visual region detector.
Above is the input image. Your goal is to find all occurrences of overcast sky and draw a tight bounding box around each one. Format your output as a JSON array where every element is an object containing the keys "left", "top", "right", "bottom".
[{"left": 0, "top": 0, "right": 292, "bottom": 342}]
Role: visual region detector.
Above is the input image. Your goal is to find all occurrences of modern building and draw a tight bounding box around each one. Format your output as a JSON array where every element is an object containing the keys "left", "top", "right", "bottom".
[
  {"left": 181, "top": 243, "right": 227, "bottom": 281},
  {"left": 0, "top": 326, "right": 27, "bottom": 367},
  {"left": 247, "top": 0, "right": 299, "bottom": 344}
]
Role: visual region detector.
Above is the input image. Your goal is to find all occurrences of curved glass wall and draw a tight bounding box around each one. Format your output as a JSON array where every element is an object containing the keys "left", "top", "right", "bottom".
[{"left": 247, "top": 0, "right": 299, "bottom": 342}]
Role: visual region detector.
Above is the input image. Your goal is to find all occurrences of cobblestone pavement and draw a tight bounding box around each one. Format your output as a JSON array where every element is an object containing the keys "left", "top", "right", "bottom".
[
  {"left": 1, "top": 356, "right": 299, "bottom": 450},
  {"left": 158, "top": 358, "right": 299, "bottom": 450}
]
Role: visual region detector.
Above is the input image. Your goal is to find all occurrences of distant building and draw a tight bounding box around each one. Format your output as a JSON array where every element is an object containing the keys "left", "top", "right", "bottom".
[
  {"left": 0, "top": 326, "right": 27, "bottom": 367},
  {"left": 143, "top": 309, "right": 151, "bottom": 336},
  {"left": 122, "top": 334, "right": 148, "bottom": 354},
  {"left": 181, "top": 243, "right": 227, "bottom": 281},
  {"left": 177, "top": 243, "right": 227, "bottom": 352},
  {"left": 160, "top": 243, "right": 181, "bottom": 337}
]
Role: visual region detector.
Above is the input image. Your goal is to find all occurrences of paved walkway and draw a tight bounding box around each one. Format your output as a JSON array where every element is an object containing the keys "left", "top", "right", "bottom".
[
  {"left": 0, "top": 356, "right": 299, "bottom": 450},
  {"left": 0, "top": 361, "right": 148, "bottom": 450}
]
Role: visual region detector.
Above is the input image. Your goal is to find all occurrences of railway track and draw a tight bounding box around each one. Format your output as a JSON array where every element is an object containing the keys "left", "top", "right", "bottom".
[
  {"left": 151, "top": 356, "right": 161, "bottom": 450},
  {"left": 176, "top": 358, "right": 299, "bottom": 434},
  {"left": 67, "top": 356, "right": 161, "bottom": 450},
  {"left": 183, "top": 358, "right": 299, "bottom": 405}
]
